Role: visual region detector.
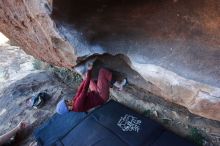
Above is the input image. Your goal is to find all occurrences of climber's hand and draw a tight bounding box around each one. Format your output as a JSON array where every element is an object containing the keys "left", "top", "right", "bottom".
[{"left": 87, "top": 62, "right": 93, "bottom": 70}]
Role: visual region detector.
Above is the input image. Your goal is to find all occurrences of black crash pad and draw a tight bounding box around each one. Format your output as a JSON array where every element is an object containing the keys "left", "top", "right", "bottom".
[
  {"left": 61, "top": 101, "right": 163, "bottom": 146},
  {"left": 35, "top": 100, "right": 196, "bottom": 146}
]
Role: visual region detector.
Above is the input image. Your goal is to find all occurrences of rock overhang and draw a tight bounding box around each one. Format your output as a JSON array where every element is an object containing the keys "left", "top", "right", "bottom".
[
  {"left": 0, "top": 0, "right": 220, "bottom": 121},
  {"left": 52, "top": 0, "right": 220, "bottom": 86}
]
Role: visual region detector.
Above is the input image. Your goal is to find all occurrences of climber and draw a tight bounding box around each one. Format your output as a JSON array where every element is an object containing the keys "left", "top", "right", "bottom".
[
  {"left": 56, "top": 60, "right": 126, "bottom": 114},
  {"left": 0, "top": 121, "right": 29, "bottom": 146}
]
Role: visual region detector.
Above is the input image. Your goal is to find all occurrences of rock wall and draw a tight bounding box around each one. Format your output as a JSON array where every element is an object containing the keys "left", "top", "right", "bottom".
[
  {"left": 0, "top": 0, "right": 220, "bottom": 121},
  {"left": 0, "top": 0, "right": 76, "bottom": 67}
]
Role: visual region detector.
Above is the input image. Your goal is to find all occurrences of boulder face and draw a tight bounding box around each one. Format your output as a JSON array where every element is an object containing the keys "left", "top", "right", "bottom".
[
  {"left": 0, "top": 0, "right": 220, "bottom": 121},
  {"left": 0, "top": 0, "right": 76, "bottom": 67}
]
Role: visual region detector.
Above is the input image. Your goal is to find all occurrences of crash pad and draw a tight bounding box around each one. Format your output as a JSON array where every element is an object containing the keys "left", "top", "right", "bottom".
[{"left": 34, "top": 100, "right": 196, "bottom": 146}]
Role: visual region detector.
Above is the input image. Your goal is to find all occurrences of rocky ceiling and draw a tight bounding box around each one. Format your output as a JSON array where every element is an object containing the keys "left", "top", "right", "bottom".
[{"left": 0, "top": 0, "right": 220, "bottom": 121}]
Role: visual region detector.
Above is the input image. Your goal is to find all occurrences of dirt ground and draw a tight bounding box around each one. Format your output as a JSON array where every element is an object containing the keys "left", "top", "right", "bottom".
[{"left": 0, "top": 43, "right": 80, "bottom": 145}]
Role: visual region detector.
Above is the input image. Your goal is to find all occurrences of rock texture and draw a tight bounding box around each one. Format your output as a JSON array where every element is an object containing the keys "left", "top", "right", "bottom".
[
  {"left": 0, "top": 43, "right": 81, "bottom": 145},
  {"left": 0, "top": 71, "right": 78, "bottom": 145},
  {"left": 0, "top": 43, "right": 35, "bottom": 91},
  {"left": 0, "top": 0, "right": 76, "bottom": 67},
  {"left": 0, "top": 0, "right": 220, "bottom": 121}
]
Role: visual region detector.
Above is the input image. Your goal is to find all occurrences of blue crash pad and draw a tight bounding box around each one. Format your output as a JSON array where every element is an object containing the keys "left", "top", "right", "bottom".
[
  {"left": 34, "top": 100, "right": 196, "bottom": 146},
  {"left": 34, "top": 112, "right": 87, "bottom": 146},
  {"left": 61, "top": 116, "right": 127, "bottom": 146},
  {"left": 87, "top": 100, "right": 164, "bottom": 146}
]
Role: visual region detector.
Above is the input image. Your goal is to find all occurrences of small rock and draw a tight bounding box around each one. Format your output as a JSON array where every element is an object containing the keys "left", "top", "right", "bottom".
[
  {"left": 152, "top": 111, "right": 158, "bottom": 117},
  {"left": 171, "top": 111, "right": 179, "bottom": 119}
]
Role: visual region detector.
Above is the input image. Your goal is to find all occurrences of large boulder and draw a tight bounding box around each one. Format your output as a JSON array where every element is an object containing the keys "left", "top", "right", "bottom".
[{"left": 0, "top": 0, "right": 220, "bottom": 121}]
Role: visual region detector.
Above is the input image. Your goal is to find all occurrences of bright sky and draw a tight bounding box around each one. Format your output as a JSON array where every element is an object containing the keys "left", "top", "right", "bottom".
[{"left": 0, "top": 32, "right": 9, "bottom": 45}]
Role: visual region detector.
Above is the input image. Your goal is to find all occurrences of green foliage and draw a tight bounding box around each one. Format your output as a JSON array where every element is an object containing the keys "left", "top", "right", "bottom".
[
  {"left": 49, "top": 66, "right": 82, "bottom": 86},
  {"left": 33, "top": 59, "right": 82, "bottom": 86},
  {"left": 161, "top": 118, "right": 170, "bottom": 125},
  {"left": 32, "top": 59, "right": 43, "bottom": 70},
  {"left": 143, "top": 110, "right": 151, "bottom": 117},
  {"left": 188, "top": 128, "right": 204, "bottom": 146}
]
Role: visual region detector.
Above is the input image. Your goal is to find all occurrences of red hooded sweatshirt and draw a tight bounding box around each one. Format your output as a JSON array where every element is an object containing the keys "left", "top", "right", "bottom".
[{"left": 72, "top": 69, "right": 105, "bottom": 112}]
